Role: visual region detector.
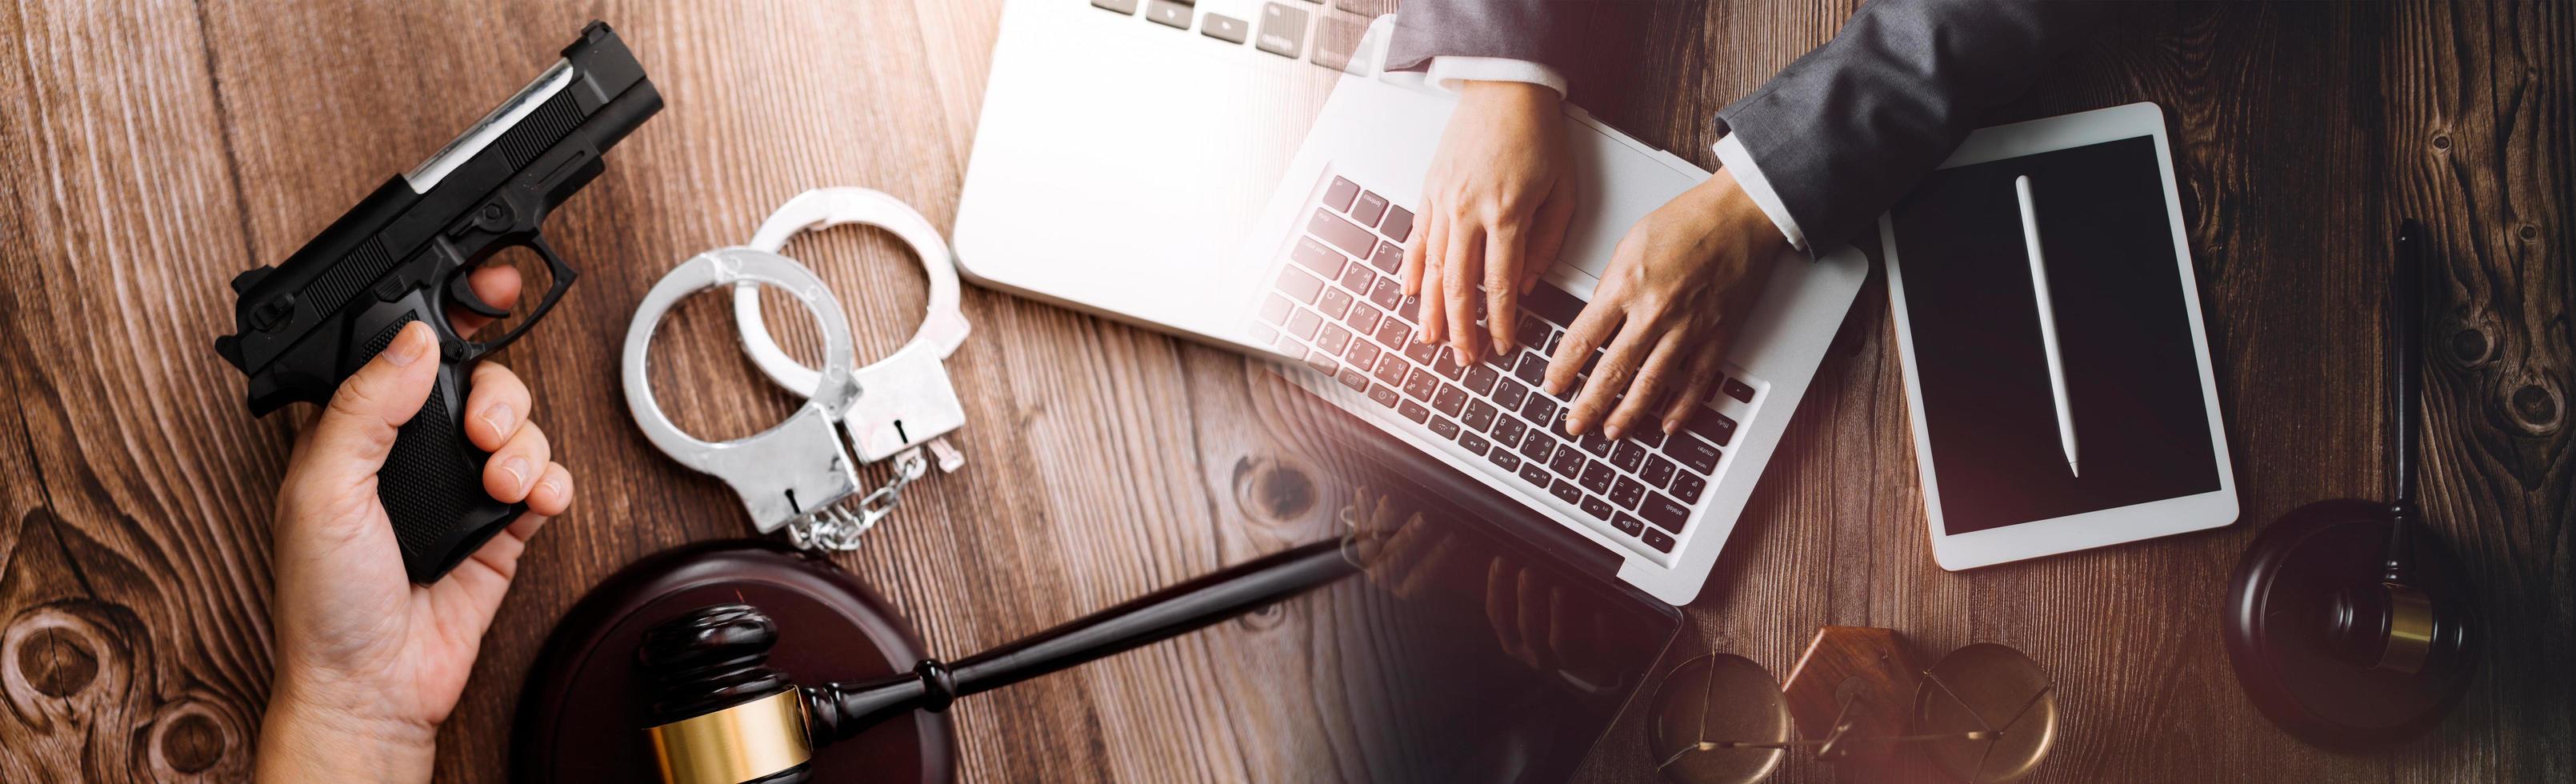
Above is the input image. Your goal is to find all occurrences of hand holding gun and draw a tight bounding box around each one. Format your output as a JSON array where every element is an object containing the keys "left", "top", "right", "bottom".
[{"left": 214, "top": 21, "right": 661, "bottom": 582}]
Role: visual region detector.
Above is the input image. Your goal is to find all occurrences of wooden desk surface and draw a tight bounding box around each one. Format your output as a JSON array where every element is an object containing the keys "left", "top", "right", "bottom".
[{"left": 1, "top": 2, "right": 2566, "bottom": 782}]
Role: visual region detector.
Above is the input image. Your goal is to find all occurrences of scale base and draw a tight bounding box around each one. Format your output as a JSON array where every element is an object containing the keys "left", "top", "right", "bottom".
[
  {"left": 512, "top": 539, "right": 955, "bottom": 783},
  {"left": 2224, "top": 499, "right": 2476, "bottom": 748}
]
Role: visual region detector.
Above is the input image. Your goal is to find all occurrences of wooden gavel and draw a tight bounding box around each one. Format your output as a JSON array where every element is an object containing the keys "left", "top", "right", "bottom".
[{"left": 631, "top": 539, "right": 1355, "bottom": 784}]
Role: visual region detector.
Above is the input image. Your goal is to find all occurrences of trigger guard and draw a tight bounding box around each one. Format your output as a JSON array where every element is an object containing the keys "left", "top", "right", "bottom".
[
  {"left": 730, "top": 187, "right": 969, "bottom": 399},
  {"left": 446, "top": 270, "right": 512, "bottom": 318}
]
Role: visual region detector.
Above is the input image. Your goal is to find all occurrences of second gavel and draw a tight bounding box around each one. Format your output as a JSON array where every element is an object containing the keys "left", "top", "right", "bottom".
[{"left": 632, "top": 539, "right": 1356, "bottom": 784}]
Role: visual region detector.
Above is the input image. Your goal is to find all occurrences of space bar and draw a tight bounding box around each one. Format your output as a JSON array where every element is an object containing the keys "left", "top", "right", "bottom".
[{"left": 1522, "top": 280, "right": 1586, "bottom": 326}]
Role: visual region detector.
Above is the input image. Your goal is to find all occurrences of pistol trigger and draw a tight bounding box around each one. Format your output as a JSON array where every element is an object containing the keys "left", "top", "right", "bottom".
[{"left": 446, "top": 273, "right": 511, "bottom": 319}]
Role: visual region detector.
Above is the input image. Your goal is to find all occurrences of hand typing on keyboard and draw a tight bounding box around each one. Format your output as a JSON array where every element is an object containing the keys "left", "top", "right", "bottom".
[
  {"left": 1401, "top": 80, "right": 1578, "bottom": 367},
  {"left": 1550, "top": 169, "right": 1784, "bottom": 440}
]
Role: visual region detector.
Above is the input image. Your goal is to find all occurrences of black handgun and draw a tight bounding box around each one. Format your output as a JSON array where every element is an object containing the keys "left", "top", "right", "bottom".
[{"left": 214, "top": 21, "right": 661, "bottom": 582}]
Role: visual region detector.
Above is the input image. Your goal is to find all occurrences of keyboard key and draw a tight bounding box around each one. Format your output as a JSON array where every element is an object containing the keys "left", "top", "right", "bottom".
[
  {"left": 1403, "top": 368, "right": 1438, "bottom": 400},
  {"left": 1291, "top": 237, "right": 1344, "bottom": 278},
  {"left": 1309, "top": 13, "right": 1366, "bottom": 72},
  {"left": 1259, "top": 294, "right": 1291, "bottom": 324},
  {"left": 1346, "top": 304, "right": 1382, "bottom": 334},
  {"left": 1351, "top": 190, "right": 1389, "bottom": 226},
  {"left": 1492, "top": 378, "right": 1530, "bottom": 410},
  {"left": 1304, "top": 350, "right": 1334, "bottom": 374},
  {"left": 1548, "top": 444, "right": 1585, "bottom": 478},
  {"left": 1522, "top": 280, "right": 1586, "bottom": 326},
  {"left": 1515, "top": 316, "right": 1550, "bottom": 349},
  {"left": 1459, "top": 431, "right": 1490, "bottom": 456},
  {"left": 1398, "top": 399, "right": 1430, "bottom": 422},
  {"left": 1336, "top": 367, "right": 1367, "bottom": 391},
  {"left": 1146, "top": 0, "right": 1191, "bottom": 28},
  {"left": 1314, "top": 323, "right": 1350, "bottom": 354},
  {"left": 1395, "top": 294, "right": 1422, "bottom": 322},
  {"left": 1634, "top": 425, "right": 1666, "bottom": 449},
  {"left": 1368, "top": 277, "right": 1404, "bottom": 310},
  {"left": 1490, "top": 415, "right": 1526, "bottom": 446},
  {"left": 1487, "top": 446, "right": 1520, "bottom": 471},
  {"left": 1642, "top": 455, "right": 1677, "bottom": 489},
  {"left": 1430, "top": 352, "right": 1464, "bottom": 379},
  {"left": 1429, "top": 415, "right": 1460, "bottom": 440},
  {"left": 1519, "top": 395, "right": 1558, "bottom": 426},
  {"left": 1372, "top": 354, "right": 1408, "bottom": 386},
  {"left": 1342, "top": 336, "right": 1378, "bottom": 368},
  {"left": 1286, "top": 308, "right": 1321, "bottom": 340},
  {"left": 1610, "top": 513, "right": 1646, "bottom": 537},
  {"left": 1432, "top": 386, "right": 1466, "bottom": 417},
  {"left": 1338, "top": 262, "right": 1375, "bottom": 295},
  {"left": 1668, "top": 433, "right": 1722, "bottom": 474},
  {"left": 1578, "top": 431, "right": 1614, "bottom": 458},
  {"left": 1671, "top": 472, "right": 1707, "bottom": 503},
  {"left": 1309, "top": 209, "right": 1377, "bottom": 257},
  {"left": 1610, "top": 477, "right": 1645, "bottom": 510},
  {"left": 1317, "top": 286, "right": 1353, "bottom": 319},
  {"left": 1682, "top": 410, "right": 1738, "bottom": 447},
  {"left": 1549, "top": 409, "right": 1574, "bottom": 438},
  {"left": 1580, "top": 496, "right": 1614, "bottom": 521},
  {"left": 1578, "top": 461, "right": 1615, "bottom": 494},
  {"left": 1518, "top": 462, "right": 1552, "bottom": 486},
  {"left": 1277, "top": 267, "right": 1324, "bottom": 302},
  {"left": 1249, "top": 323, "right": 1276, "bottom": 345},
  {"left": 1513, "top": 351, "right": 1547, "bottom": 385},
  {"left": 1464, "top": 364, "right": 1499, "bottom": 394},
  {"left": 1463, "top": 399, "right": 1498, "bottom": 431},
  {"left": 1547, "top": 479, "right": 1584, "bottom": 505},
  {"left": 1091, "top": 0, "right": 1138, "bottom": 14},
  {"left": 1320, "top": 176, "right": 1357, "bottom": 212},
  {"left": 1370, "top": 241, "right": 1403, "bottom": 274},
  {"left": 1724, "top": 378, "right": 1756, "bottom": 403},
  {"left": 1274, "top": 333, "right": 1302, "bottom": 354},
  {"left": 1518, "top": 430, "right": 1556, "bottom": 462},
  {"left": 1368, "top": 384, "right": 1399, "bottom": 408},
  {"left": 1372, "top": 318, "right": 1410, "bottom": 350},
  {"left": 1256, "top": 2, "right": 1309, "bottom": 56},
  {"left": 1642, "top": 528, "right": 1674, "bottom": 553},
  {"left": 1642, "top": 493, "right": 1690, "bottom": 533},
  {"left": 1402, "top": 338, "right": 1438, "bottom": 364},
  {"left": 1202, "top": 12, "right": 1249, "bottom": 42},
  {"left": 1611, "top": 441, "right": 1646, "bottom": 472},
  {"left": 1379, "top": 205, "right": 1414, "bottom": 242}
]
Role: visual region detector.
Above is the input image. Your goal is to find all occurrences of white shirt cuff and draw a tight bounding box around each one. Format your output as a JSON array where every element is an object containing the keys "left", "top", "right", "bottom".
[
  {"left": 1712, "top": 134, "right": 1807, "bottom": 252},
  {"left": 1424, "top": 56, "right": 1568, "bottom": 99}
]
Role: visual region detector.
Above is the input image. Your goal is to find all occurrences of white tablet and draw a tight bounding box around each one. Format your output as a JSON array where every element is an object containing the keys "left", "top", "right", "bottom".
[{"left": 1880, "top": 102, "right": 2238, "bottom": 570}]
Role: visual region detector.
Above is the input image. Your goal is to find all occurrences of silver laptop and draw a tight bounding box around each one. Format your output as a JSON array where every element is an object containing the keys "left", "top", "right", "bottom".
[{"left": 955, "top": 5, "right": 1866, "bottom": 605}]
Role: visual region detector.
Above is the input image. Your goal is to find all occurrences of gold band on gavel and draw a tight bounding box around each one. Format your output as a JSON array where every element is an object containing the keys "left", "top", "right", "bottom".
[{"left": 646, "top": 689, "right": 812, "bottom": 784}]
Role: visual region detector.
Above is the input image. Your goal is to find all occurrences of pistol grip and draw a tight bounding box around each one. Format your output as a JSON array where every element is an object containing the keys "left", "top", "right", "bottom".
[{"left": 362, "top": 317, "right": 524, "bottom": 582}]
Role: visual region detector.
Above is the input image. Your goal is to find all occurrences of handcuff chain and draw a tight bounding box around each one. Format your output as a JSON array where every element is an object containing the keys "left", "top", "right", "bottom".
[{"left": 787, "top": 449, "right": 929, "bottom": 551}]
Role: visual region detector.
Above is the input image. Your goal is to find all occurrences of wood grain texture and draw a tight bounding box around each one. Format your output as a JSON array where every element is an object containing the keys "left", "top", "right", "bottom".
[{"left": 0, "top": 1, "right": 2566, "bottom": 782}]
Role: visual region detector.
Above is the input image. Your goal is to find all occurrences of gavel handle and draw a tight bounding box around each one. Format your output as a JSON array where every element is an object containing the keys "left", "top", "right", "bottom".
[{"left": 804, "top": 538, "right": 1358, "bottom": 745}]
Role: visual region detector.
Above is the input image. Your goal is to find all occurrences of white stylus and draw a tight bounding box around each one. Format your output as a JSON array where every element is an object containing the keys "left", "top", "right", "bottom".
[{"left": 2017, "top": 174, "right": 2079, "bottom": 478}]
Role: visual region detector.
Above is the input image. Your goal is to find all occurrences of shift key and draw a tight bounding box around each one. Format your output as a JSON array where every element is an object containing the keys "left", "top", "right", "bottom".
[{"left": 1309, "top": 209, "right": 1377, "bottom": 257}]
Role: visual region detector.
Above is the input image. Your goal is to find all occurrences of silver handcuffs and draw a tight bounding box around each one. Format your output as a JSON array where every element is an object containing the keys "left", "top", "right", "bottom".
[{"left": 622, "top": 187, "right": 970, "bottom": 550}]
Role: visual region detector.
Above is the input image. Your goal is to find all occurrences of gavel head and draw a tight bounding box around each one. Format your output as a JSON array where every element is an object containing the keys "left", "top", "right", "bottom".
[{"left": 635, "top": 603, "right": 815, "bottom": 784}]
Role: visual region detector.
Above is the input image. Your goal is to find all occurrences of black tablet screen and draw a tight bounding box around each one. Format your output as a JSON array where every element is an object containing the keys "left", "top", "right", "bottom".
[{"left": 1889, "top": 135, "right": 2222, "bottom": 535}]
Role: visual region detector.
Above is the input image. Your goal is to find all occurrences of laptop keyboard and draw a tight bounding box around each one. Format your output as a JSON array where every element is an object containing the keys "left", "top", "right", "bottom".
[
  {"left": 1092, "top": 0, "right": 1378, "bottom": 71},
  {"left": 1254, "top": 173, "right": 1766, "bottom": 559}
]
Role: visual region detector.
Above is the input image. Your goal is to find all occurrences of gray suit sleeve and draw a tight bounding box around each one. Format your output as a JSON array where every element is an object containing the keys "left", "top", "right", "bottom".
[
  {"left": 1715, "top": 0, "right": 2109, "bottom": 251},
  {"left": 1384, "top": 0, "right": 1590, "bottom": 75}
]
